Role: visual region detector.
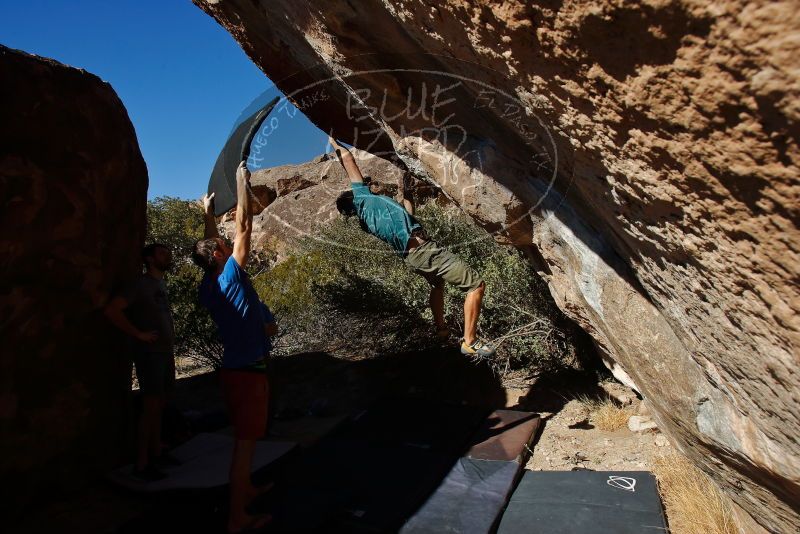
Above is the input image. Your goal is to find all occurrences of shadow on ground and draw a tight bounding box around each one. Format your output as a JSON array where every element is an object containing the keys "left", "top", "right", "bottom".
[{"left": 13, "top": 348, "right": 609, "bottom": 533}]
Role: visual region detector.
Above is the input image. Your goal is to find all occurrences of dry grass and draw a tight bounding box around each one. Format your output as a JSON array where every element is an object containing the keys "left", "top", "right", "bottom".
[
  {"left": 578, "top": 396, "right": 632, "bottom": 431},
  {"left": 654, "top": 453, "right": 738, "bottom": 534}
]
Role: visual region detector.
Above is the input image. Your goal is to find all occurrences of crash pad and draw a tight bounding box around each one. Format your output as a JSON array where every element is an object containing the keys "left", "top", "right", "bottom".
[
  {"left": 337, "top": 396, "right": 489, "bottom": 454},
  {"left": 207, "top": 96, "right": 279, "bottom": 216},
  {"left": 269, "top": 413, "right": 349, "bottom": 447},
  {"left": 399, "top": 410, "right": 539, "bottom": 533},
  {"left": 262, "top": 397, "right": 489, "bottom": 532},
  {"left": 107, "top": 432, "right": 295, "bottom": 492},
  {"left": 497, "top": 470, "right": 668, "bottom": 534},
  {"left": 401, "top": 458, "right": 519, "bottom": 534},
  {"left": 466, "top": 410, "right": 541, "bottom": 463}
]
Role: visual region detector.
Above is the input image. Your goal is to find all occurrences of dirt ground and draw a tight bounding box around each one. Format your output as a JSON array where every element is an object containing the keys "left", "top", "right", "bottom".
[
  {"left": 498, "top": 369, "right": 672, "bottom": 473},
  {"left": 523, "top": 396, "right": 672, "bottom": 471}
]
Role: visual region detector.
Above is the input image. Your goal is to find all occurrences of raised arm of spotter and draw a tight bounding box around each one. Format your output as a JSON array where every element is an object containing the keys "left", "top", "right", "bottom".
[
  {"left": 202, "top": 192, "right": 220, "bottom": 239},
  {"left": 232, "top": 160, "right": 253, "bottom": 268}
]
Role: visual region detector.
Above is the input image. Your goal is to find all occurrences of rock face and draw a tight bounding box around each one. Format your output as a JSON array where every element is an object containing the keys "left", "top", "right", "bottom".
[
  {"left": 0, "top": 47, "right": 148, "bottom": 515},
  {"left": 194, "top": 1, "right": 799, "bottom": 530},
  {"left": 221, "top": 151, "right": 439, "bottom": 255}
]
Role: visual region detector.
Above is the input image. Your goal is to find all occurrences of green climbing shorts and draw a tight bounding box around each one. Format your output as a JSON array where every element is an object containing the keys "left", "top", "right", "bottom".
[{"left": 404, "top": 240, "right": 483, "bottom": 292}]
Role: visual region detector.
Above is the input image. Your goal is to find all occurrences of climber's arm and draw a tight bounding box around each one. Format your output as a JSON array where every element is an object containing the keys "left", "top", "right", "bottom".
[
  {"left": 232, "top": 160, "right": 253, "bottom": 268},
  {"left": 400, "top": 170, "right": 414, "bottom": 216},
  {"left": 104, "top": 295, "right": 158, "bottom": 343},
  {"left": 329, "top": 136, "right": 364, "bottom": 184}
]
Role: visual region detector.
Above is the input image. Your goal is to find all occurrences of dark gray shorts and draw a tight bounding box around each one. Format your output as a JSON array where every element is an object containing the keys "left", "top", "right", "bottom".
[
  {"left": 133, "top": 351, "right": 175, "bottom": 396},
  {"left": 405, "top": 241, "right": 484, "bottom": 292}
]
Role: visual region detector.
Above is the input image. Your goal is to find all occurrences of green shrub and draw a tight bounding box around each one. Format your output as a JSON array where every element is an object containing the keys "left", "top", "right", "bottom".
[
  {"left": 253, "top": 201, "right": 577, "bottom": 376},
  {"left": 145, "top": 195, "right": 578, "bottom": 376}
]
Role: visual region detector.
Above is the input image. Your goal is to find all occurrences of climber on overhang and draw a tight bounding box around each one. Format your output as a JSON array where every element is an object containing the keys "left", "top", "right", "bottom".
[{"left": 328, "top": 136, "right": 496, "bottom": 358}]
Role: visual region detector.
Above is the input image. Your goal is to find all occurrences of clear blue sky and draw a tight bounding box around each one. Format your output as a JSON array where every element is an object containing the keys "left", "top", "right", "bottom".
[{"left": 0, "top": 0, "right": 327, "bottom": 199}]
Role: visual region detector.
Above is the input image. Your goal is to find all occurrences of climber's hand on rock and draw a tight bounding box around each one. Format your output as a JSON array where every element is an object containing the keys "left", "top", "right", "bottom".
[
  {"left": 328, "top": 134, "right": 348, "bottom": 158},
  {"left": 327, "top": 134, "right": 339, "bottom": 150},
  {"left": 236, "top": 160, "right": 251, "bottom": 184}
]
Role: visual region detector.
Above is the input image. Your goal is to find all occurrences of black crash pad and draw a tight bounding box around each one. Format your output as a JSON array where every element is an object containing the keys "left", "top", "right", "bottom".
[
  {"left": 207, "top": 96, "right": 279, "bottom": 216},
  {"left": 401, "top": 458, "right": 519, "bottom": 534},
  {"left": 337, "top": 397, "right": 489, "bottom": 455},
  {"left": 497, "top": 470, "right": 667, "bottom": 534},
  {"left": 270, "top": 438, "right": 455, "bottom": 532},
  {"left": 262, "top": 397, "right": 490, "bottom": 532}
]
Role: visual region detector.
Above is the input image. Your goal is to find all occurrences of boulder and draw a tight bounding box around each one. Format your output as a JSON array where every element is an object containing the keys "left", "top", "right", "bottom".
[
  {"left": 222, "top": 149, "right": 440, "bottom": 255},
  {"left": 0, "top": 46, "right": 147, "bottom": 516},
  {"left": 192, "top": 1, "right": 799, "bottom": 530},
  {"left": 599, "top": 381, "right": 638, "bottom": 406},
  {"left": 628, "top": 415, "right": 658, "bottom": 433}
]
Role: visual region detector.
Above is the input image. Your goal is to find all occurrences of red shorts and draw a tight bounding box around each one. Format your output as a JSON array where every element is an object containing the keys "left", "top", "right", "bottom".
[{"left": 220, "top": 369, "right": 269, "bottom": 440}]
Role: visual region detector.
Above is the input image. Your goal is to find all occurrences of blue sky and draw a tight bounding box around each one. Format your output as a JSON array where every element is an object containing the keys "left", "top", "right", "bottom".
[{"left": 0, "top": 0, "right": 327, "bottom": 199}]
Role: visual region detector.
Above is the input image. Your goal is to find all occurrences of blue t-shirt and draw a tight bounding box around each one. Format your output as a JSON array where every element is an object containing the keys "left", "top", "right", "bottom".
[
  {"left": 351, "top": 182, "right": 421, "bottom": 254},
  {"left": 199, "top": 256, "right": 273, "bottom": 369}
]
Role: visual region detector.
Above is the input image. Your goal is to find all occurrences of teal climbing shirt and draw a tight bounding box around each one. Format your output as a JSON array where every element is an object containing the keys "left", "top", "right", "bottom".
[{"left": 351, "top": 182, "right": 421, "bottom": 254}]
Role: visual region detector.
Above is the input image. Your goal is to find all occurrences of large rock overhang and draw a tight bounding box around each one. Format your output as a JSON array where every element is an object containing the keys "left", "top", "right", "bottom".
[{"left": 192, "top": 1, "right": 799, "bottom": 531}]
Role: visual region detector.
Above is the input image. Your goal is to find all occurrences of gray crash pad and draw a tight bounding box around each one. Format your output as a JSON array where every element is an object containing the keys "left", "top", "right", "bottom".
[
  {"left": 401, "top": 458, "right": 519, "bottom": 534},
  {"left": 400, "top": 410, "right": 539, "bottom": 533},
  {"left": 497, "top": 470, "right": 667, "bottom": 534},
  {"left": 108, "top": 432, "right": 295, "bottom": 492}
]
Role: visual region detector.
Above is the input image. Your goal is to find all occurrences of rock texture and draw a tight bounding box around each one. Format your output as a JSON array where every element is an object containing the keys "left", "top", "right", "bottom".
[
  {"left": 0, "top": 47, "right": 148, "bottom": 516},
  {"left": 194, "top": 1, "right": 799, "bottom": 530},
  {"left": 221, "top": 151, "right": 439, "bottom": 255}
]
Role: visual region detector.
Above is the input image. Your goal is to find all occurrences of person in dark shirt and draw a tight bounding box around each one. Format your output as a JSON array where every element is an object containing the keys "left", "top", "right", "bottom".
[
  {"left": 105, "top": 243, "right": 176, "bottom": 482},
  {"left": 329, "top": 137, "right": 496, "bottom": 357},
  {"left": 192, "top": 161, "right": 276, "bottom": 534}
]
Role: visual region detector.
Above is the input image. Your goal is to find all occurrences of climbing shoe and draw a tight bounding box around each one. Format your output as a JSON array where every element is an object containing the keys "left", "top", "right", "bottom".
[{"left": 460, "top": 339, "right": 497, "bottom": 358}]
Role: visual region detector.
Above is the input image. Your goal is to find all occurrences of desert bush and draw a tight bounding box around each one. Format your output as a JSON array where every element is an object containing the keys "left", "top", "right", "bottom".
[
  {"left": 253, "top": 201, "right": 577, "bottom": 376},
  {"left": 251, "top": 217, "right": 427, "bottom": 356},
  {"left": 578, "top": 395, "right": 632, "bottom": 431},
  {"left": 416, "top": 202, "right": 571, "bottom": 373},
  {"left": 145, "top": 196, "right": 579, "bottom": 376}
]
